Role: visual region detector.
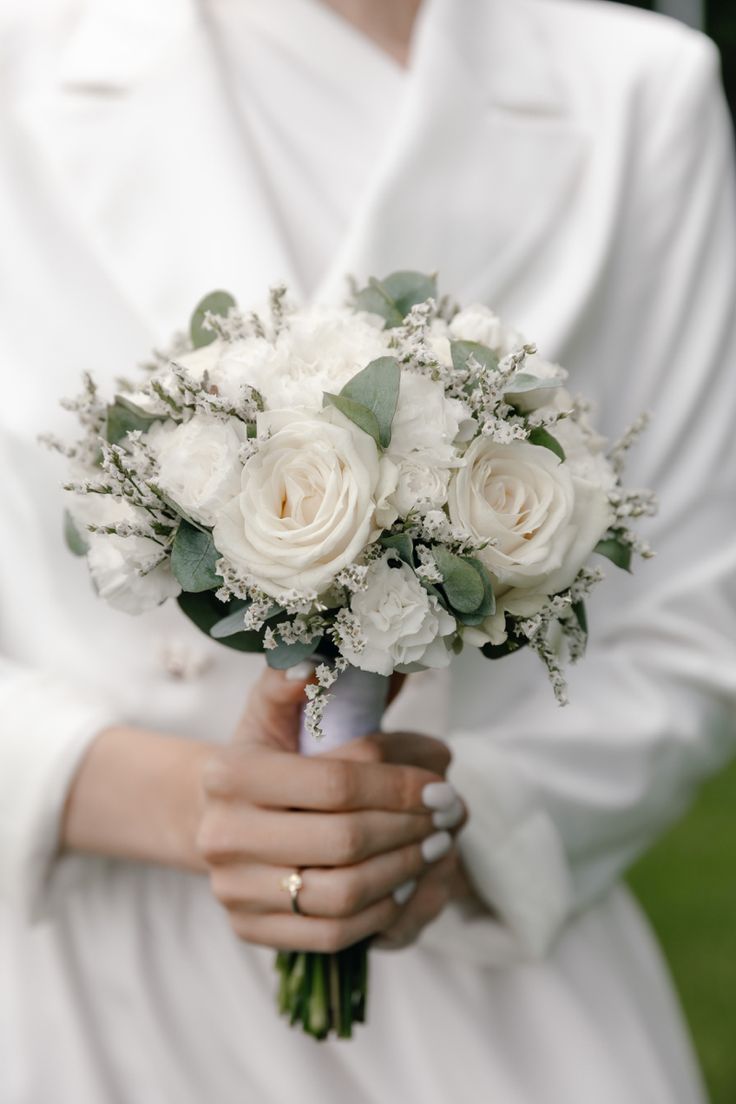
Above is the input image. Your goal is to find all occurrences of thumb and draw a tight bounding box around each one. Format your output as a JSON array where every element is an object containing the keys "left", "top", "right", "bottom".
[{"left": 233, "top": 662, "right": 316, "bottom": 752}]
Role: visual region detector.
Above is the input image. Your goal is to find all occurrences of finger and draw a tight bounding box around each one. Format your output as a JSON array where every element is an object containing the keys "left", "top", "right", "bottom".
[
  {"left": 373, "top": 850, "right": 458, "bottom": 951},
  {"left": 229, "top": 894, "right": 400, "bottom": 953},
  {"left": 198, "top": 805, "right": 443, "bottom": 867},
  {"left": 212, "top": 836, "right": 438, "bottom": 919},
  {"left": 370, "top": 731, "right": 452, "bottom": 776},
  {"left": 235, "top": 666, "right": 314, "bottom": 751},
  {"left": 202, "top": 745, "right": 451, "bottom": 815}
]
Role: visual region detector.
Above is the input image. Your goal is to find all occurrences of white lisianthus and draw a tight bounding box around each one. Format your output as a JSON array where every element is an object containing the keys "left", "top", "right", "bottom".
[
  {"left": 448, "top": 437, "right": 612, "bottom": 602},
  {"left": 386, "top": 371, "right": 468, "bottom": 516},
  {"left": 215, "top": 306, "right": 392, "bottom": 411},
  {"left": 153, "top": 414, "right": 245, "bottom": 527},
  {"left": 87, "top": 533, "right": 181, "bottom": 614},
  {"left": 341, "top": 554, "right": 456, "bottom": 676},
  {"left": 213, "top": 407, "right": 398, "bottom": 599}
]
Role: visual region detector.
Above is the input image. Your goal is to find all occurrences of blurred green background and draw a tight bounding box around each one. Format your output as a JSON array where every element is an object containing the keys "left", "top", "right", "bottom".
[{"left": 616, "top": 4, "right": 735, "bottom": 1101}]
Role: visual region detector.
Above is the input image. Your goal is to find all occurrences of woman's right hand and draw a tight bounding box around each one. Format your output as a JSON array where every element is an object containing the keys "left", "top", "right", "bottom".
[{"left": 197, "top": 667, "right": 465, "bottom": 953}]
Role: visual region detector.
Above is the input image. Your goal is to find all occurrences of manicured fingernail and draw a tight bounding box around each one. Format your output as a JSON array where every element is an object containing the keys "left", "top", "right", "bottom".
[
  {"left": 393, "top": 879, "right": 417, "bottom": 905},
  {"left": 285, "top": 661, "right": 317, "bottom": 682},
  {"left": 421, "top": 830, "right": 452, "bottom": 863},
  {"left": 422, "top": 782, "right": 458, "bottom": 810},
  {"left": 432, "top": 800, "right": 464, "bottom": 829}
]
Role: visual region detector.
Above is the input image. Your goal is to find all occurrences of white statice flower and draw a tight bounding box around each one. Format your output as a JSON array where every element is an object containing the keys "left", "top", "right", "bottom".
[
  {"left": 386, "top": 371, "right": 468, "bottom": 516},
  {"left": 125, "top": 340, "right": 224, "bottom": 413},
  {"left": 151, "top": 413, "right": 246, "bottom": 527},
  {"left": 87, "top": 533, "right": 181, "bottom": 614},
  {"left": 448, "top": 437, "right": 612, "bottom": 642},
  {"left": 340, "top": 554, "right": 456, "bottom": 676},
  {"left": 213, "top": 407, "right": 398, "bottom": 600},
  {"left": 212, "top": 306, "right": 392, "bottom": 412}
]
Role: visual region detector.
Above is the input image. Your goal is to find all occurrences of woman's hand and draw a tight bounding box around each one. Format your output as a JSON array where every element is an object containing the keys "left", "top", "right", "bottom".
[{"left": 198, "top": 668, "right": 467, "bottom": 953}]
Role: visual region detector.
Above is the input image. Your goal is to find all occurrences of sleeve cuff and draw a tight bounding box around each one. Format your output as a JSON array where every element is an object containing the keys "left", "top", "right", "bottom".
[
  {"left": 0, "top": 665, "right": 118, "bottom": 921},
  {"left": 418, "top": 733, "right": 574, "bottom": 966}
]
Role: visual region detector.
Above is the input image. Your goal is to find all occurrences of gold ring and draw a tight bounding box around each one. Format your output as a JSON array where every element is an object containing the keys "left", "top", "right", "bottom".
[{"left": 281, "top": 871, "right": 304, "bottom": 915}]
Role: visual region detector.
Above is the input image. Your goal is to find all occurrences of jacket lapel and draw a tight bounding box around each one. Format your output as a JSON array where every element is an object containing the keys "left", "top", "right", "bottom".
[
  {"left": 316, "top": 0, "right": 589, "bottom": 352},
  {"left": 19, "top": 0, "right": 298, "bottom": 341}
]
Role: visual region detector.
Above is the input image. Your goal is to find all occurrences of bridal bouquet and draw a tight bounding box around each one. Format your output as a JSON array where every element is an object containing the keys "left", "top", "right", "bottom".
[{"left": 50, "top": 271, "right": 654, "bottom": 1039}]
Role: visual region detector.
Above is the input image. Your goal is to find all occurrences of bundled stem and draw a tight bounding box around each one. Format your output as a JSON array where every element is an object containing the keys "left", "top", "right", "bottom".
[{"left": 274, "top": 941, "right": 371, "bottom": 1041}]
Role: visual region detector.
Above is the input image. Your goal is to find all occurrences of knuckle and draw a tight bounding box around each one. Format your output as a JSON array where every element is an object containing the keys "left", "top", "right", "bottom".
[
  {"left": 359, "top": 737, "right": 385, "bottom": 764},
  {"left": 195, "top": 813, "right": 226, "bottom": 863},
  {"left": 317, "top": 921, "right": 351, "bottom": 954},
  {"left": 331, "top": 818, "right": 365, "bottom": 864},
  {"left": 330, "top": 874, "right": 363, "bottom": 917},
  {"left": 321, "top": 760, "right": 355, "bottom": 809}
]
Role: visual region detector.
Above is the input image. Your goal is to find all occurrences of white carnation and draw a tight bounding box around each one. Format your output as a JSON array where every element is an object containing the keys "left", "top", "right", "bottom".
[
  {"left": 87, "top": 533, "right": 180, "bottom": 614},
  {"left": 153, "top": 414, "right": 245, "bottom": 527},
  {"left": 340, "top": 554, "right": 456, "bottom": 675}
]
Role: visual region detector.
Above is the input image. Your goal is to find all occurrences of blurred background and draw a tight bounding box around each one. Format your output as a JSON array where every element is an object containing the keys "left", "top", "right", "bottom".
[{"left": 616, "top": 6, "right": 735, "bottom": 1100}]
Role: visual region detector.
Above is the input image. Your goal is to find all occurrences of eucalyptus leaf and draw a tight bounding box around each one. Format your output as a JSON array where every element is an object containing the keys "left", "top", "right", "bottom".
[
  {"left": 380, "top": 532, "right": 414, "bottom": 565},
  {"left": 323, "top": 393, "right": 381, "bottom": 446},
  {"left": 266, "top": 636, "right": 322, "bottom": 670},
  {"left": 190, "top": 289, "right": 236, "bottom": 349},
  {"left": 170, "top": 521, "right": 222, "bottom": 592},
  {"left": 450, "top": 340, "right": 499, "bottom": 375},
  {"left": 63, "top": 509, "right": 88, "bottom": 556},
  {"left": 505, "top": 373, "right": 562, "bottom": 395},
  {"left": 339, "top": 356, "right": 400, "bottom": 448},
  {"left": 354, "top": 271, "right": 437, "bottom": 328},
  {"left": 106, "top": 396, "right": 160, "bottom": 445},
  {"left": 595, "top": 535, "right": 632, "bottom": 573},
  {"left": 177, "top": 593, "right": 263, "bottom": 652},
  {"left": 210, "top": 602, "right": 281, "bottom": 639},
  {"left": 453, "top": 555, "right": 496, "bottom": 624},
  {"left": 527, "top": 426, "right": 566, "bottom": 462},
  {"left": 432, "top": 547, "right": 485, "bottom": 614}
]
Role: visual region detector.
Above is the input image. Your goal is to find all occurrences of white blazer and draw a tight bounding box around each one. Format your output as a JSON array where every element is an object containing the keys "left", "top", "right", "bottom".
[{"left": 1, "top": 0, "right": 735, "bottom": 1054}]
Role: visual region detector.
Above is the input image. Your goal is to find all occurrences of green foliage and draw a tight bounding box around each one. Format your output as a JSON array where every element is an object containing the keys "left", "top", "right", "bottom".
[
  {"left": 63, "top": 509, "right": 88, "bottom": 556},
  {"left": 450, "top": 340, "right": 499, "bottom": 375},
  {"left": 433, "top": 548, "right": 496, "bottom": 624},
  {"left": 105, "top": 396, "right": 160, "bottom": 445},
  {"left": 189, "top": 290, "right": 236, "bottom": 349},
  {"left": 265, "top": 636, "right": 322, "bottom": 670},
  {"left": 380, "top": 532, "right": 414, "bottom": 565},
  {"left": 177, "top": 592, "right": 263, "bottom": 652},
  {"left": 506, "top": 372, "right": 562, "bottom": 396},
  {"left": 527, "top": 426, "right": 566, "bottom": 462},
  {"left": 170, "top": 521, "right": 222, "bottom": 592},
  {"left": 354, "top": 271, "right": 437, "bottom": 328},
  {"left": 595, "top": 534, "right": 633, "bottom": 573},
  {"left": 324, "top": 356, "right": 400, "bottom": 448}
]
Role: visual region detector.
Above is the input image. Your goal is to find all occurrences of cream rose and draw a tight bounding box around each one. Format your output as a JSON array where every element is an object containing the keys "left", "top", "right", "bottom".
[
  {"left": 153, "top": 414, "right": 245, "bottom": 527},
  {"left": 213, "top": 408, "right": 398, "bottom": 599},
  {"left": 341, "top": 554, "right": 456, "bottom": 675},
  {"left": 448, "top": 437, "right": 612, "bottom": 603}
]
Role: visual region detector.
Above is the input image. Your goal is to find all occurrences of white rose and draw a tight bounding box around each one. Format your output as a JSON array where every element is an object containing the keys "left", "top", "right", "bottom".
[
  {"left": 215, "top": 306, "right": 392, "bottom": 412},
  {"left": 386, "top": 372, "right": 468, "bottom": 516},
  {"left": 87, "top": 533, "right": 181, "bottom": 614},
  {"left": 213, "top": 408, "right": 398, "bottom": 599},
  {"left": 341, "top": 554, "right": 456, "bottom": 676},
  {"left": 153, "top": 414, "right": 245, "bottom": 527},
  {"left": 448, "top": 437, "right": 612, "bottom": 602},
  {"left": 449, "top": 305, "right": 526, "bottom": 355}
]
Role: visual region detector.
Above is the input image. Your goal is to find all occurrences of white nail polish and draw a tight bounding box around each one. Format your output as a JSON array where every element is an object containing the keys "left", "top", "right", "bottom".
[
  {"left": 422, "top": 782, "right": 458, "bottom": 810},
  {"left": 421, "top": 830, "right": 452, "bottom": 863},
  {"left": 432, "top": 800, "right": 464, "bottom": 829},
  {"left": 285, "top": 660, "right": 317, "bottom": 682},
  {"left": 393, "top": 879, "right": 417, "bottom": 905}
]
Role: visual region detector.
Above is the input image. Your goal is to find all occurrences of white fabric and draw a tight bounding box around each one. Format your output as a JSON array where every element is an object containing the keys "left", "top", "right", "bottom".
[{"left": 1, "top": 0, "right": 735, "bottom": 1100}]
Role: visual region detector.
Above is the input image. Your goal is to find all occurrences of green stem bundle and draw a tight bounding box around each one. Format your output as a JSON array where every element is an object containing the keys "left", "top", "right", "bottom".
[{"left": 275, "top": 941, "right": 370, "bottom": 1040}]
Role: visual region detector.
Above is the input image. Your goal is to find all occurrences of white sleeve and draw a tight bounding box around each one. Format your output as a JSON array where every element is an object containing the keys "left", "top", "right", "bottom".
[
  {"left": 0, "top": 657, "right": 117, "bottom": 919},
  {"left": 422, "top": 36, "right": 736, "bottom": 964}
]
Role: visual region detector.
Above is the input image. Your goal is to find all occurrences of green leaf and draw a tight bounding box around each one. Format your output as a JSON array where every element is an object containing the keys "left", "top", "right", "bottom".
[
  {"left": 63, "top": 509, "right": 88, "bottom": 556},
  {"left": 323, "top": 393, "right": 382, "bottom": 446},
  {"left": 170, "top": 521, "right": 222, "bottom": 592},
  {"left": 572, "top": 599, "right": 588, "bottom": 634},
  {"left": 354, "top": 271, "right": 437, "bottom": 328},
  {"left": 505, "top": 373, "right": 562, "bottom": 395},
  {"left": 527, "top": 426, "right": 566, "bottom": 462},
  {"left": 265, "top": 636, "right": 322, "bottom": 670},
  {"left": 177, "top": 593, "right": 264, "bottom": 652},
  {"left": 339, "top": 356, "right": 400, "bottom": 448},
  {"left": 210, "top": 602, "right": 281, "bottom": 639},
  {"left": 190, "top": 289, "right": 236, "bottom": 349},
  {"left": 432, "top": 547, "right": 485, "bottom": 614},
  {"left": 595, "top": 535, "right": 633, "bottom": 573},
  {"left": 450, "top": 340, "right": 499, "bottom": 375},
  {"left": 482, "top": 636, "right": 528, "bottom": 660},
  {"left": 380, "top": 532, "right": 414, "bottom": 565},
  {"left": 106, "top": 396, "right": 160, "bottom": 445},
  {"left": 454, "top": 556, "right": 496, "bottom": 624}
]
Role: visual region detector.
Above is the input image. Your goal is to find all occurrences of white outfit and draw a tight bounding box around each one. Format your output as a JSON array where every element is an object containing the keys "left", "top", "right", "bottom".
[{"left": 2, "top": 0, "right": 736, "bottom": 1101}]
